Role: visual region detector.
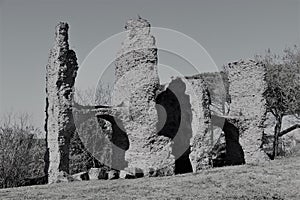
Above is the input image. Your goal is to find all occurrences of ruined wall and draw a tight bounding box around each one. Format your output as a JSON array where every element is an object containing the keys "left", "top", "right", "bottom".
[
  {"left": 225, "top": 60, "right": 269, "bottom": 164},
  {"left": 211, "top": 115, "right": 245, "bottom": 166},
  {"left": 44, "top": 20, "right": 272, "bottom": 182},
  {"left": 95, "top": 108, "right": 129, "bottom": 171},
  {"left": 71, "top": 106, "right": 111, "bottom": 174},
  {"left": 112, "top": 17, "right": 174, "bottom": 173},
  {"left": 184, "top": 76, "right": 212, "bottom": 171},
  {"left": 156, "top": 78, "right": 193, "bottom": 174},
  {"left": 45, "top": 22, "right": 78, "bottom": 183},
  {"left": 156, "top": 77, "right": 211, "bottom": 173}
]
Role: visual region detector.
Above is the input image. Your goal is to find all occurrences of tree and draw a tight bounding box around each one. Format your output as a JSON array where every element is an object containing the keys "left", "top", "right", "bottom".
[
  {"left": 0, "top": 112, "right": 44, "bottom": 188},
  {"left": 256, "top": 45, "right": 300, "bottom": 158}
]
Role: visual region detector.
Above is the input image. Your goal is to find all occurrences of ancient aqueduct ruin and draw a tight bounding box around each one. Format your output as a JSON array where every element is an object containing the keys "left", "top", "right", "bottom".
[{"left": 45, "top": 17, "right": 270, "bottom": 183}]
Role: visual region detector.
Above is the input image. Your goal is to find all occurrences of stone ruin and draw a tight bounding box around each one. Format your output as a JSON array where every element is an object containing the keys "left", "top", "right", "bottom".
[
  {"left": 45, "top": 22, "right": 78, "bottom": 183},
  {"left": 45, "top": 18, "right": 269, "bottom": 183}
]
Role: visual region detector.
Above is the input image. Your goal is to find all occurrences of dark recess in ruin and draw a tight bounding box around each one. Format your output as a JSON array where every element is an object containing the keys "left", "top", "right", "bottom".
[
  {"left": 211, "top": 115, "right": 245, "bottom": 167},
  {"left": 156, "top": 79, "right": 193, "bottom": 174},
  {"left": 97, "top": 114, "right": 129, "bottom": 170}
]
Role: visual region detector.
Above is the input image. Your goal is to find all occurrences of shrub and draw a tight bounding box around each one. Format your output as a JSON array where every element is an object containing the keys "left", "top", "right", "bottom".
[{"left": 0, "top": 113, "right": 45, "bottom": 188}]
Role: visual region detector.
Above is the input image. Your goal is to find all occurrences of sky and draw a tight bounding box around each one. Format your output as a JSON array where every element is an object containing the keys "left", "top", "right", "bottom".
[{"left": 0, "top": 0, "right": 299, "bottom": 131}]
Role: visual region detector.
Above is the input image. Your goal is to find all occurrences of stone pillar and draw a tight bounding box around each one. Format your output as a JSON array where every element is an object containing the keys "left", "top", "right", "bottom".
[
  {"left": 226, "top": 60, "right": 269, "bottom": 164},
  {"left": 184, "top": 76, "right": 212, "bottom": 172},
  {"left": 45, "top": 22, "right": 79, "bottom": 183},
  {"left": 113, "top": 17, "right": 174, "bottom": 173}
]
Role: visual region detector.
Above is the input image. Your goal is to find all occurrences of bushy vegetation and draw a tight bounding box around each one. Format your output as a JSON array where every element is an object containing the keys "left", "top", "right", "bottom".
[
  {"left": 0, "top": 113, "right": 45, "bottom": 188},
  {"left": 0, "top": 84, "right": 114, "bottom": 188}
]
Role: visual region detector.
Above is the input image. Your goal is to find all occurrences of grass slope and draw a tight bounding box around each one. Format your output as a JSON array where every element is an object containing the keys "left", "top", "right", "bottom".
[{"left": 1, "top": 156, "right": 299, "bottom": 200}]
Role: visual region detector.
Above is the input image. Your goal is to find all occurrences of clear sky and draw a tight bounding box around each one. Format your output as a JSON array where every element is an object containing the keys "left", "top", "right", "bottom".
[{"left": 0, "top": 0, "right": 299, "bottom": 131}]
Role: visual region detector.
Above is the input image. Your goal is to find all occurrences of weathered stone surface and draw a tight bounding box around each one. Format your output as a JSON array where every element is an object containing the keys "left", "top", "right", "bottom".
[
  {"left": 44, "top": 20, "right": 275, "bottom": 181},
  {"left": 72, "top": 172, "right": 89, "bottom": 181},
  {"left": 108, "top": 170, "right": 119, "bottom": 180},
  {"left": 211, "top": 115, "right": 245, "bottom": 166},
  {"left": 45, "top": 22, "right": 79, "bottom": 184},
  {"left": 156, "top": 166, "right": 174, "bottom": 177},
  {"left": 225, "top": 60, "right": 270, "bottom": 164},
  {"left": 119, "top": 170, "right": 135, "bottom": 179},
  {"left": 87, "top": 168, "right": 108, "bottom": 180},
  {"left": 55, "top": 171, "right": 75, "bottom": 183},
  {"left": 95, "top": 107, "right": 129, "bottom": 171},
  {"left": 142, "top": 167, "right": 156, "bottom": 177},
  {"left": 72, "top": 105, "right": 112, "bottom": 172},
  {"left": 124, "top": 167, "right": 144, "bottom": 178},
  {"left": 156, "top": 76, "right": 211, "bottom": 173},
  {"left": 111, "top": 17, "right": 174, "bottom": 172},
  {"left": 183, "top": 76, "right": 211, "bottom": 172},
  {"left": 88, "top": 168, "right": 101, "bottom": 180}
]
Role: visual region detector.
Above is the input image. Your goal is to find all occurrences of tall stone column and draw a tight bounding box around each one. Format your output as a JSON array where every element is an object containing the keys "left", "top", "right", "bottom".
[
  {"left": 113, "top": 17, "right": 174, "bottom": 174},
  {"left": 226, "top": 60, "right": 269, "bottom": 164},
  {"left": 45, "top": 22, "right": 79, "bottom": 183},
  {"left": 184, "top": 77, "right": 212, "bottom": 172}
]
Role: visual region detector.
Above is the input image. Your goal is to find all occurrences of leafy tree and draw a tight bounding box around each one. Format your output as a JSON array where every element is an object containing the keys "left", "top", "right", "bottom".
[{"left": 256, "top": 45, "right": 300, "bottom": 158}]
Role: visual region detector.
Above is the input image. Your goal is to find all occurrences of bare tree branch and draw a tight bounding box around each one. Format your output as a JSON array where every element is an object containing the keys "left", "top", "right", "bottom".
[{"left": 278, "top": 124, "right": 300, "bottom": 137}]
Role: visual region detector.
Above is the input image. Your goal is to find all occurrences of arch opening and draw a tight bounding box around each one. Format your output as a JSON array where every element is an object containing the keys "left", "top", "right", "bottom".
[
  {"left": 211, "top": 115, "right": 245, "bottom": 167},
  {"left": 96, "top": 114, "right": 129, "bottom": 171}
]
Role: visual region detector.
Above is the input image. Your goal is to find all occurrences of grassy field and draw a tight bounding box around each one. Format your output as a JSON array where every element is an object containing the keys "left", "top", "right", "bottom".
[{"left": 1, "top": 156, "right": 299, "bottom": 200}]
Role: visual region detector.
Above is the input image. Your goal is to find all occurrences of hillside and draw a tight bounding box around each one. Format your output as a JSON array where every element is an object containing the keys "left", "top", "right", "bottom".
[{"left": 1, "top": 156, "right": 299, "bottom": 200}]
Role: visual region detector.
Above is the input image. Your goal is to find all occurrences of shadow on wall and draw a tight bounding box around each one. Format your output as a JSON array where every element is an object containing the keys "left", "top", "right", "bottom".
[
  {"left": 71, "top": 111, "right": 109, "bottom": 174},
  {"left": 156, "top": 79, "right": 193, "bottom": 174},
  {"left": 211, "top": 115, "right": 245, "bottom": 167},
  {"left": 96, "top": 115, "right": 129, "bottom": 170},
  {"left": 72, "top": 80, "right": 246, "bottom": 174},
  {"left": 73, "top": 107, "right": 129, "bottom": 172}
]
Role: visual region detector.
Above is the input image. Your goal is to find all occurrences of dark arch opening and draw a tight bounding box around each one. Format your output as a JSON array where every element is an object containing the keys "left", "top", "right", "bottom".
[
  {"left": 72, "top": 105, "right": 130, "bottom": 172},
  {"left": 96, "top": 114, "right": 129, "bottom": 170},
  {"left": 211, "top": 115, "right": 245, "bottom": 167},
  {"left": 156, "top": 79, "right": 193, "bottom": 174}
]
